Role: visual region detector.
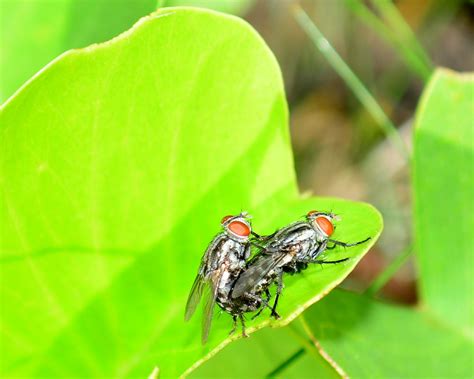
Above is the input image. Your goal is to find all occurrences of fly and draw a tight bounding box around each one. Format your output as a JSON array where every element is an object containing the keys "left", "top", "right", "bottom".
[
  {"left": 184, "top": 212, "right": 269, "bottom": 343},
  {"left": 232, "top": 210, "right": 371, "bottom": 317}
]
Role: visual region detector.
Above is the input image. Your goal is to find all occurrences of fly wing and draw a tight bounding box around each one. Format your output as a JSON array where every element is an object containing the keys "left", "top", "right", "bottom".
[
  {"left": 201, "top": 267, "right": 223, "bottom": 344},
  {"left": 184, "top": 234, "right": 225, "bottom": 321},
  {"left": 231, "top": 251, "right": 288, "bottom": 299},
  {"left": 231, "top": 223, "right": 310, "bottom": 299},
  {"left": 184, "top": 273, "right": 207, "bottom": 321}
]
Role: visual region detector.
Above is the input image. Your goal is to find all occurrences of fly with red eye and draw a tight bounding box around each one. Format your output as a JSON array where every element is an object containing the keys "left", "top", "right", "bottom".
[
  {"left": 221, "top": 214, "right": 252, "bottom": 239},
  {"left": 185, "top": 212, "right": 273, "bottom": 343},
  {"left": 186, "top": 210, "right": 371, "bottom": 342},
  {"left": 232, "top": 210, "right": 371, "bottom": 318}
]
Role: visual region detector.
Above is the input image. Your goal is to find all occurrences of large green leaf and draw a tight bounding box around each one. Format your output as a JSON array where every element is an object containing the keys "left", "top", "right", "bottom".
[
  {"left": 413, "top": 68, "right": 474, "bottom": 337},
  {"left": 1, "top": 0, "right": 157, "bottom": 102},
  {"left": 163, "top": 0, "right": 254, "bottom": 14},
  {"left": 0, "top": 7, "right": 381, "bottom": 377},
  {"left": 301, "top": 290, "right": 473, "bottom": 377},
  {"left": 0, "top": 0, "right": 253, "bottom": 103}
]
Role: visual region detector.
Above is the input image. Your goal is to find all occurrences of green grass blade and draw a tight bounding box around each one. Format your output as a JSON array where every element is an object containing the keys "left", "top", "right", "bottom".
[
  {"left": 344, "top": 0, "right": 432, "bottom": 81},
  {"left": 293, "top": 5, "right": 409, "bottom": 160},
  {"left": 264, "top": 348, "right": 305, "bottom": 378},
  {"left": 371, "top": 0, "right": 433, "bottom": 78},
  {"left": 365, "top": 245, "right": 412, "bottom": 295}
]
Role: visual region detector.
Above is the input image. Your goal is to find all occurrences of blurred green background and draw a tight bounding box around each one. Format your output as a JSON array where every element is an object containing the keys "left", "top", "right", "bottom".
[{"left": 1, "top": 0, "right": 473, "bottom": 377}]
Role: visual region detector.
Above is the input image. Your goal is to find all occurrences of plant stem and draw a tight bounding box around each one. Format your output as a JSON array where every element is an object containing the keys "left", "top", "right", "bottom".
[
  {"left": 273, "top": 321, "right": 341, "bottom": 377},
  {"left": 365, "top": 244, "right": 413, "bottom": 295},
  {"left": 286, "top": 322, "right": 323, "bottom": 361},
  {"left": 293, "top": 5, "right": 410, "bottom": 161},
  {"left": 298, "top": 315, "right": 348, "bottom": 378}
]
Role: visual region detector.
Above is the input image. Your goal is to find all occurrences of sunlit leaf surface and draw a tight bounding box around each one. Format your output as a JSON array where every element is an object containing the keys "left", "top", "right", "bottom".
[
  {"left": 303, "top": 290, "right": 473, "bottom": 377},
  {"left": 0, "top": 8, "right": 381, "bottom": 377},
  {"left": 0, "top": 0, "right": 158, "bottom": 102},
  {"left": 413, "top": 69, "right": 474, "bottom": 337}
]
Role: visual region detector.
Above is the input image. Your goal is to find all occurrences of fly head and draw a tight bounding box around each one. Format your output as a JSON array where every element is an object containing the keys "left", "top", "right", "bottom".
[
  {"left": 306, "top": 210, "right": 336, "bottom": 242},
  {"left": 221, "top": 213, "right": 252, "bottom": 243}
]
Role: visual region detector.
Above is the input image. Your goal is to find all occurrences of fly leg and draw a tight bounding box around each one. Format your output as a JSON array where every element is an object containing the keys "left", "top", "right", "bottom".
[
  {"left": 239, "top": 314, "right": 248, "bottom": 338},
  {"left": 251, "top": 307, "right": 265, "bottom": 320},
  {"left": 249, "top": 239, "right": 275, "bottom": 254},
  {"left": 250, "top": 241, "right": 267, "bottom": 250},
  {"left": 251, "top": 289, "right": 272, "bottom": 320},
  {"left": 310, "top": 258, "right": 350, "bottom": 264},
  {"left": 251, "top": 230, "right": 277, "bottom": 241},
  {"left": 327, "top": 237, "right": 371, "bottom": 249},
  {"left": 308, "top": 240, "right": 328, "bottom": 259},
  {"left": 270, "top": 271, "right": 283, "bottom": 319},
  {"left": 229, "top": 315, "right": 238, "bottom": 336},
  {"left": 265, "top": 288, "right": 272, "bottom": 307}
]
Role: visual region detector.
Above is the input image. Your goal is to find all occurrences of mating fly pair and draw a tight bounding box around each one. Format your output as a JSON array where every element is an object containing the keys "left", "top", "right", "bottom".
[{"left": 185, "top": 211, "right": 370, "bottom": 344}]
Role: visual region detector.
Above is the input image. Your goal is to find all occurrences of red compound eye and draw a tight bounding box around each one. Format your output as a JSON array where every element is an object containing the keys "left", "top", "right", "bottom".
[
  {"left": 316, "top": 216, "right": 334, "bottom": 236},
  {"left": 307, "top": 210, "right": 318, "bottom": 218},
  {"left": 221, "top": 215, "right": 233, "bottom": 224},
  {"left": 228, "top": 221, "right": 251, "bottom": 237}
]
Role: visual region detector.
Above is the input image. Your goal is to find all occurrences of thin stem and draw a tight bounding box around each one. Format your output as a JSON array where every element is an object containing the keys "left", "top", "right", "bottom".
[
  {"left": 280, "top": 322, "right": 341, "bottom": 376},
  {"left": 344, "top": 0, "right": 432, "bottom": 81},
  {"left": 285, "top": 322, "right": 323, "bottom": 361},
  {"left": 293, "top": 5, "right": 410, "bottom": 161},
  {"left": 365, "top": 244, "right": 413, "bottom": 295},
  {"left": 298, "top": 315, "right": 348, "bottom": 378}
]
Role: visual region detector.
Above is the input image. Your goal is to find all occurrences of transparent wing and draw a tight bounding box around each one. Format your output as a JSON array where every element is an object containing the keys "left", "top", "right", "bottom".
[
  {"left": 184, "top": 273, "right": 206, "bottom": 321},
  {"left": 184, "top": 234, "right": 226, "bottom": 321},
  {"left": 201, "top": 269, "right": 222, "bottom": 344},
  {"left": 186, "top": 267, "right": 224, "bottom": 344},
  {"left": 231, "top": 251, "right": 288, "bottom": 299},
  {"left": 232, "top": 223, "right": 310, "bottom": 299}
]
